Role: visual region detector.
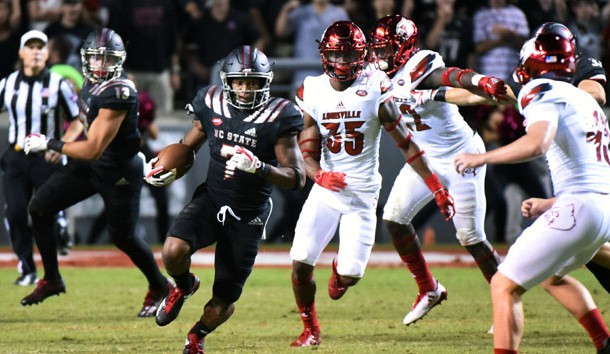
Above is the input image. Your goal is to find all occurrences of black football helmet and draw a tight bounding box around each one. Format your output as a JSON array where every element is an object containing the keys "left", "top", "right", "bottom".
[
  {"left": 220, "top": 45, "right": 273, "bottom": 110},
  {"left": 369, "top": 15, "right": 419, "bottom": 75},
  {"left": 319, "top": 21, "right": 367, "bottom": 81},
  {"left": 515, "top": 27, "right": 576, "bottom": 85},
  {"left": 80, "top": 28, "right": 126, "bottom": 82}
]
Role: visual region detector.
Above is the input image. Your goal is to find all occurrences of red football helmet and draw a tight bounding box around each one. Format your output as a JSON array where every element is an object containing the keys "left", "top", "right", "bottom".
[
  {"left": 534, "top": 22, "right": 576, "bottom": 49},
  {"left": 515, "top": 28, "right": 576, "bottom": 85},
  {"left": 319, "top": 21, "right": 367, "bottom": 81},
  {"left": 369, "top": 15, "right": 418, "bottom": 75}
]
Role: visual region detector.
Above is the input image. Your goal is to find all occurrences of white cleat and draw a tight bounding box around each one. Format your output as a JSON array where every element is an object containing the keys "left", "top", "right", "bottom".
[
  {"left": 487, "top": 324, "right": 493, "bottom": 334},
  {"left": 403, "top": 281, "right": 447, "bottom": 326}
]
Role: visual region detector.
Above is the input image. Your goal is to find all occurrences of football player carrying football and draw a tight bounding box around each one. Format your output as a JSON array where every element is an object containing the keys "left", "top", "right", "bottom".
[
  {"left": 21, "top": 28, "right": 172, "bottom": 317},
  {"left": 145, "top": 45, "right": 306, "bottom": 354},
  {"left": 289, "top": 21, "right": 455, "bottom": 347},
  {"left": 455, "top": 27, "right": 610, "bottom": 354}
]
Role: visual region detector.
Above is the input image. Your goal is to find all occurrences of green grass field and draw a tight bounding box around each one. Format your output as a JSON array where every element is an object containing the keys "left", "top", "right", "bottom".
[{"left": 1, "top": 265, "right": 609, "bottom": 353}]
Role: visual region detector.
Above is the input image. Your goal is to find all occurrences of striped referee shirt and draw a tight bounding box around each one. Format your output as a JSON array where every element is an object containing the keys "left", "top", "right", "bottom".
[{"left": 0, "top": 68, "right": 79, "bottom": 149}]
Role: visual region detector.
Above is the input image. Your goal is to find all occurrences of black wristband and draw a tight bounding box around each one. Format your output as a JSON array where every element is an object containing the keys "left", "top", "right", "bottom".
[
  {"left": 255, "top": 161, "right": 272, "bottom": 178},
  {"left": 434, "top": 87, "right": 447, "bottom": 102},
  {"left": 289, "top": 165, "right": 301, "bottom": 190},
  {"left": 47, "top": 138, "right": 65, "bottom": 153}
]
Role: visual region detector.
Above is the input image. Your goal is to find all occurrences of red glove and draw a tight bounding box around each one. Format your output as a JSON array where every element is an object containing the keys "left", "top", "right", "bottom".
[
  {"left": 477, "top": 76, "right": 507, "bottom": 101},
  {"left": 424, "top": 174, "right": 455, "bottom": 221},
  {"left": 314, "top": 170, "right": 347, "bottom": 192}
]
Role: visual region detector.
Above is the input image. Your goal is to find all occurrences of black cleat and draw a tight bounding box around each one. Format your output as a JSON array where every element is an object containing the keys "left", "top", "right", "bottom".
[{"left": 21, "top": 279, "right": 66, "bottom": 306}]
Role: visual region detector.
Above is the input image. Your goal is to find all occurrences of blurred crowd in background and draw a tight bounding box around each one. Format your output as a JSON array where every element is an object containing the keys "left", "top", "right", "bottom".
[{"left": 1, "top": 0, "right": 609, "bottom": 244}]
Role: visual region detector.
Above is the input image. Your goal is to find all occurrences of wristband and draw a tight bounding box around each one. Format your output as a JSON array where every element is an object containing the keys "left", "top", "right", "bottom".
[
  {"left": 255, "top": 161, "right": 272, "bottom": 178},
  {"left": 289, "top": 165, "right": 301, "bottom": 190},
  {"left": 471, "top": 74, "right": 484, "bottom": 87},
  {"left": 47, "top": 138, "right": 65, "bottom": 153},
  {"left": 424, "top": 174, "right": 444, "bottom": 193}
]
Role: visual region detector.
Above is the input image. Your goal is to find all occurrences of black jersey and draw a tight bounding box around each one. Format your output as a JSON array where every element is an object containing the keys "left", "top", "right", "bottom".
[
  {"left": 192, "top": 85, "right": 303, "bottom": 212},
  {"left": 508, "top": 55, "right": 607, "bottom": 96},
  {"left": 79, "top": 75, "right": 141, "bottom": 165}
]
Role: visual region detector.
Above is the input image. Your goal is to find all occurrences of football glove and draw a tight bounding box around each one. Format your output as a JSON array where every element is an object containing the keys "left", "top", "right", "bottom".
[
  {"left": 314, "top": 169, "right": 347, "bottom": 192},
  {"left": 140, "top": 153, "right": 176, "bottom": 187},
  {"left": 477, "top": 76, "right": 507, "bottom": 101},
  {"left": 24, "top": 134, "right": 48, "bottom": 155},
  {"left": 433, "top": 188, "right": 455, "bottom": 221},
  {"left": 424, "top": 174, "right": 455, "bottom": 221},
  {"left": 225, "top": 146, "right": 262, "bottom": 178},
  {"left": 410, "top": 89, "right": 437, "bottom": 108}
]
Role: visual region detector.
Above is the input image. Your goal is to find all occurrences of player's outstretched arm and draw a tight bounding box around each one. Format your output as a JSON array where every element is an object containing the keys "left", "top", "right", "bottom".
[
  {"left": 34, "top": 108, "right": 128, "bottom": 160},
  {"left": 422, "top": 66, "right": 510, "bottom": 102},
  {"left": 454, "top": 120, "right": 554, "bottom": 175},
  {"left": 379, "top": 99, "right": 454, "bottom": 220}
]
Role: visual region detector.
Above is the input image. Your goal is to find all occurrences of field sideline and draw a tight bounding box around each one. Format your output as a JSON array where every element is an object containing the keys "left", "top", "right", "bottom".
[
  {"left": 0, "top": 244, "right": 491, "bottom": 269},
  {"left": 3, "top": 245, "right": 609, "bottom": 354}
]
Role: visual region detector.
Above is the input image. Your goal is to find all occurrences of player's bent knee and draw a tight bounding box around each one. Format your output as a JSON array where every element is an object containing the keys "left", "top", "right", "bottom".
[
  {"left": 162, "top": 236, "right": 191, "bottom": 261},
  {"left": 456, "top": 227, "right": 484, "bottom": 246}
]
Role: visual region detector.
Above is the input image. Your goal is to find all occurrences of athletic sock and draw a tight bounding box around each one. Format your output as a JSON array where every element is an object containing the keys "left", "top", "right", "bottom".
[
  {"left": 172, "top": 271, "right": 194, "bottom": 291},
  {"left": 392, "top": 232, "right": 435, "bottom": 293},
  {"left": 579, "top": 309, "right": 610, "bottom": 350},
  {"left": 494, "top": 349, "right": 517, "bottom": 354},
  {"left": 297, "top": 301, "right": 319, "bottom": 330}
]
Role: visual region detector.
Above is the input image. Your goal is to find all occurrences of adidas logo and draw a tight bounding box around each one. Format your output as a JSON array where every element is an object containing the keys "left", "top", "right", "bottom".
[
  {"left": 114, "top": 177, "right": 129, "bottom": 186},
  {"left": 247, "top": 217, "right": 263, "bottom": 226},
  {"left": 245, "top": 128, "right": 257, "bottom": 137},
  {"left": 336, "top": 101, "right": 345, "bottom": 109}
]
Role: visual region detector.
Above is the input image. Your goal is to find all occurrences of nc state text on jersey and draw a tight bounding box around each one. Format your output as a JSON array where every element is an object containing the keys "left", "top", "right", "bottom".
[{"left": 214, "top": 129, "right": 257, "bottom": 148}]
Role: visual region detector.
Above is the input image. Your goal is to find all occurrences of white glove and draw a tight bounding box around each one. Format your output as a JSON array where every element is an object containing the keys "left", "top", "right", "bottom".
[
  {"left": 141, "top": 154, "right": 176, "bottom": 187},
  {"left": 24, "top": 134, "right": 48, "bottom": 155},
  {"left": 410, "top": 89, "right": 437, "bottom": 109},
  {"left": 225, "top": 146, "right": 261, "bottom": 178}
]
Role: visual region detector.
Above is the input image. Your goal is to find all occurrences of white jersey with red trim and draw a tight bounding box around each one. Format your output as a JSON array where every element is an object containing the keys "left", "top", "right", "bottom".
[
  {"left": 296, "top": 69, "right": 393, "bottom": 193},
  {"left": 391, "top": 50, "right": 475, "bottom": 157},
  {"left": 518, "top": 78, "right": 610, "bottom": 195}
]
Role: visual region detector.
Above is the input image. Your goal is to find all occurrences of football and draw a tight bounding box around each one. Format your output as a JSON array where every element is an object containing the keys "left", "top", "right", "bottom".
[{"left": 154, "top": 143, "right": 196, "bottom": 179}]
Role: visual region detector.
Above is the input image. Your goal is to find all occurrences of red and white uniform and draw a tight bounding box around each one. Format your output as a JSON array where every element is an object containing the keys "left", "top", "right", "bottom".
[
  {"left": 383, "top": 50, "right": 488, "bottom": 246},
  {"left": 500, "top": 79, "right": 610, "bottom": 289},
  {"left": 290, "top": 69, "right": 392, "bottom": 277}
]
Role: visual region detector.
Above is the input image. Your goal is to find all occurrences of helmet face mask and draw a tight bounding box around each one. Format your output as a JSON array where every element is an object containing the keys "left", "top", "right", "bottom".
[
  {"left": 369, "top": 15, "right": 418, "bottom": 75},
  {"left": 80, "top": 28, "right": 126, "bottom": 83},
  {"left": 319, "top": 21, "right": 367, "bottom": 82},
  {"left": 220, "top": 45, "right": 273, "bottom": 110}
]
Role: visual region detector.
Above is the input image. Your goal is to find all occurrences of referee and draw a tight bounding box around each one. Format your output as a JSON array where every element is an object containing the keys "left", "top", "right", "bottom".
[{"left": 0, "top": 30, "right": 79, "bottom": 286}]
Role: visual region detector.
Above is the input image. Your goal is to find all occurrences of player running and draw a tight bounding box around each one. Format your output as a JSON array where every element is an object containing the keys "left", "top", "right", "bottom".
[
  {"left": 368, "top": 14, "right": 507, "bottom": 325},
  {"left": 289, "top": 20, "right": 455, "bottom": 346}
]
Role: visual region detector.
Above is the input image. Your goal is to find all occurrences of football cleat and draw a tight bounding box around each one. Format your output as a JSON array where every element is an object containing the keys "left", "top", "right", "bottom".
[
  {"left": 403, "top": 281, "right": 447, "bottom": 325},
  {"left": 328, "top": 258, "right": 348, "bottom": 300},
  {"left": 21, "top": 278, "right": 66, "bottom": 306},
  {"left": 183, "top": 330, "right": 205, "bottom": 354},
  {"left": 290, "top": 327, "right": 321, "bottom": 347},
  {"left": 14, "top": 272, "right": 38, "bottom": 286},
  {"left": 156, "top": 273, "right": 200, "bottom": 326},
  {"left": 138, "top": 277, "right": 175, "bottom": 318}
]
